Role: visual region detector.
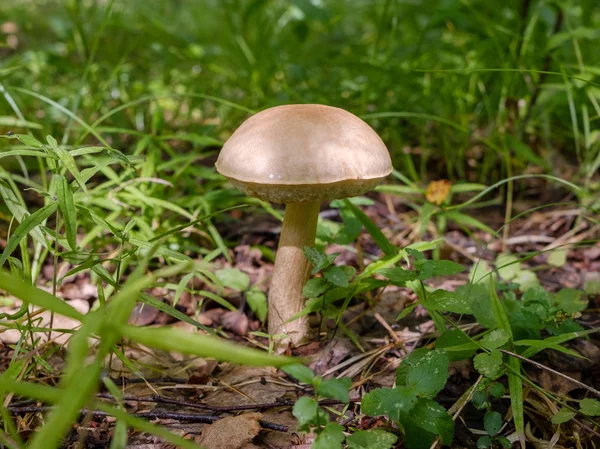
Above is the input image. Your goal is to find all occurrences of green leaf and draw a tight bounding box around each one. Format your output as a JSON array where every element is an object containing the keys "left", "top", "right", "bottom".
[
  {"left": 313, "top": 422, "right": 345, "bottom": 449},
  {"left": 316, "top": 377, "right": 351, "bottom": 402},
  {"left": 343, "top": 199, "right": 397, "bottom": 255},
  {"left": 473, "top": 350, "right": 504, "bottom": 379},
  {"left": 292, "top": 396, "right": 319, "bottom": 427},
  {"left": 377, "top": 266, "right": 417, "bottom": 285},
  {"left": 498, "top": 436, "right": 512, "bottom": 448},
  {"left": 401, "top": 412, "right": 436, "bottom": 449},
  {"left": 515, "top": 270, "right": 540, "bottom": 292},
  {"left": 513, "top": 339, "right": 584, "bottom": 359},
  {"left": 547, "top": 27, "right": 599, "bottom": 50},
  {"left": 418, "top": 260, "right": 464, "bottom": 279},
  {"left": 0, "top": 149, "right": 51, "bottom": 159},
  {"left": 489, "top": 383, "right": 506, "bottom": 400},
  {"left": 422, "top": 289, "right": 471, "bottom": 314},
  {"left": 507, "top": 356, "right": 525, "bottom": 447},
  {"left": 16, "top": 134, "right": 44, "bottom": 148},
  {"left": 410, "top": 398, "right": 454, "bottom": 445},
  {"left": 462, "top": 284, "right": 496, "bottom": 329},
  {"left": 480, "top": 329, "right": 510, "bottom": 351},
  {"left": 521, "top": 328, "right": 599, "bottom": 358},
  {"left": 215, "top": 268, "right": 250, "bottom": 291},
  {"left": 0, "top": 202, "right": 58, "bottom": 268},
  {"left": 55, "top": 174, "right": 77, "bottom": 250},
  {"left": 555, "top": 288, "right": 588, "bottom": 314},
  {"left": 484, "top": 411, "right": 502, "bottom": 436},
  {"left": 477, "top": 435, "right": 493, "bottom": 448},
  {"left": 547, "top": 249, "right": 567, "bottom": 267},
  {"left": 496, "top": 254, "right": 520, "bottom": 280},
  {"left": 282, "top": 364, "right": 315, "bottom": 384},
  {"left": 0, "top": 181, "right": 46, "bottom": 247},
  {"left": 121, "top": 326, "right": 294, "bottom": 367},
  {"left": 580, "top": 398, "right": 600, "bottom": 416},
  {"left": 489, "top": 281, "right": 513, "bottom": 339},
  {"left": 471, "top": 391, "right": 490, "bottom": 410},
  {"left": 552, "top": 408, "right": 576, "bottom": 424},
  {"left": 444, "top": 210, "right": 495, "bottom": 234},
  {"left": 435, "top": 330, "right": 477, "bottom": 361},
  {"left": 396, "top": 349, "right": 449, "bottom": 398},
  {"left": 140, "top": 293, "right": 215, "bottom": 330},
  {"left": 324, "top": 266, "right": 351, "bottom": 287},
  {"left": 303, "top": 246, "right": 339, "bottom": 274},
  {"left": 469, "top": 261, "right": 495, "bottom": 284},
  {"left": 346, "top": 430, "right": 397, "bottom": 449},
  {"left": 302, "top": 277, "right": 330, "bottom": 298},
  {"left": 46, "top": 135, "right": 87, "bottom": 192},
  {"left": 246, "top": 288, "right": 267, "bottom": 322},
  {"left": 361, "top": 386, "right": 418, "bottom": 420}
]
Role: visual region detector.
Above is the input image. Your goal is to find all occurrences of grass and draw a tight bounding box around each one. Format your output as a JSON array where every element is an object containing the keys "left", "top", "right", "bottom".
[{"left": 0, "top": 0, "right": 599, "bottom": 448}]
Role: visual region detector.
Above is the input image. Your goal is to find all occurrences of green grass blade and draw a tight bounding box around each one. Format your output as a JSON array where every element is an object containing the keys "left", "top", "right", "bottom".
[
  {"left": 521, "top": 328, "right": 600, "bottom": 358},
  {"left": 0, "top": 379, "right": 203, "bottom": 449},
  {"left": 489, "top": 281, "right": 524, "bottom": 447},
  {"left": 27, "top": 362, "right": 102, "bottom": 449},
  {"left": 444, "top": 210, "right": 495, "bottom": 234},
  {"left": 55, "top": 174, "right": 77, "bottom": 250},
  {"left": 0, "top": 202, "right": 57, "bottom": 267},
  {"left": 46, "top": 136, "right": 87, "bottom": 192},
  {"left": 0, "top": 270, "right": 84, "bottom": 320},
  {"left": 0, "top": 149, "right": 50, "bottom": 159},
  {"left": 121, "top": 326, "right": 295, "bottom": 367},
  {"left": 9, "top": 87, "right": 112, "bottom": 148},
  {"left": 488, "top": 280, "right": 513, "bottom": 337},
  {"left": 0, "top": 180, "right": 47, "bottom": 246},
  {"left": 343, "top": 199, "right": 397, "bottom": 255},
  {"left": 507, "top": 357, "right": 525, "bottom": 448},
  {"left": 148, "top": 204, "right": 247, "bottom": 242},
  {"left": 140, "top": 293, "right": 215, "bottom": 332}
]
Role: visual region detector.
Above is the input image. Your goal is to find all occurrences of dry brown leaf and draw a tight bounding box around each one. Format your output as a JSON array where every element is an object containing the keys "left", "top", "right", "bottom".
[{"left": 198, "top": 413, "right": 262, "bottom": 449}]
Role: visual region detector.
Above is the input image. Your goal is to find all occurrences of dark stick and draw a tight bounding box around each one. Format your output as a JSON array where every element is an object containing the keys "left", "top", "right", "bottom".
[
  {"left": 8, "top": 406, "right": 289, "bottom": 432},
  {"left": 97, "top": 393, "right": 355, "bottom": 412}
]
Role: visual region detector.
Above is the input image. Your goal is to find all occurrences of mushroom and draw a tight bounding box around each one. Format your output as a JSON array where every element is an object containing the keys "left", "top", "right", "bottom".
[{"left": 215, "top": 104, "right": 392, "bottom": 351}]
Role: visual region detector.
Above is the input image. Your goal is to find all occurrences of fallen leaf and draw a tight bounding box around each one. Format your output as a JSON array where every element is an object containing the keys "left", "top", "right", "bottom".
[{"left": 198, "top": 413, "right": 262, "bottom": 449}]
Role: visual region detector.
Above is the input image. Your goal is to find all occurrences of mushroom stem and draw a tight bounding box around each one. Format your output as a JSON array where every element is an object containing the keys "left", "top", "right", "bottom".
[{"left": 268, "top": 201, "right": 320, "bottom": 351}]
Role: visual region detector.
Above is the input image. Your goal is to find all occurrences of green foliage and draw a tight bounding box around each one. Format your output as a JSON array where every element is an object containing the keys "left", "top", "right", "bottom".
[
  {"left": 361, "top": 349, "right": 453, "bottom": 449},
  {"left": 346, "top": 429, "right": 397, "bottom": 449},
  {"left": 552, "top": 408, "right": 576, "bottom": 424},
  {"left": 0, "top": 1, "right": 597, "bottom": 446},
  {"left": 215, "top": 268, "right": 250, "bottom": 291},
  {"left": 286, "top": 364, "right": 398, "bottom": 448},
  {"left": 579, "top": 398, "right": 600, "bottom": 417},
  {"left": 474, "top": 351, "right": 505, "bottom": 379}
]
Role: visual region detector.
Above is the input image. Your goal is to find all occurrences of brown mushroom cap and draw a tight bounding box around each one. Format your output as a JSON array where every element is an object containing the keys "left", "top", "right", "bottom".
[{"left": 215, "top": 104, "right": 392, "bottom": 203}]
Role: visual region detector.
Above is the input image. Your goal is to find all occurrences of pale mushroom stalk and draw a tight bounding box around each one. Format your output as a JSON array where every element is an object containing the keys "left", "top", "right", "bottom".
[{"left": 268, "top": 201, "right": 320, "bottom": 347}]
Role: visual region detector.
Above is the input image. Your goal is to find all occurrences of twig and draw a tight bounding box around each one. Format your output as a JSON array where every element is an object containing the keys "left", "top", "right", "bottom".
[
  {"left": 500, "top": 349, "right": 600, "bottom": 397},
  {"left": 8, "top": 406, "right": 289, "bottom": 432},
  {"left": 97, "top": 393, "right": 356, "bottom": 412},
  {"left": 374, "top": 313, "right": 408, "bottom": 353},
  {"left": 109, "top": 377, "right": 189, "bottom": 385}
]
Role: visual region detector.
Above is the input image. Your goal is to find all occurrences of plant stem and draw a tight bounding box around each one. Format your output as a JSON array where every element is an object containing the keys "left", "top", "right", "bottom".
[{"left": 268, "top": 201, "right": 320, "bottom": 351}]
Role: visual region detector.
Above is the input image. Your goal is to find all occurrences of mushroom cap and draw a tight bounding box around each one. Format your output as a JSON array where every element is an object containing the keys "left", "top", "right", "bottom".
[{"left": 215, "top": 104, "right": 392, "bottom": 203}]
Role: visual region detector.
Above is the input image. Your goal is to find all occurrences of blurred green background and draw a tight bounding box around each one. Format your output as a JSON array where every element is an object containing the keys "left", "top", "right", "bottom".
[{"left": 0, "top": 0, "right": 599, "bottom": 184}]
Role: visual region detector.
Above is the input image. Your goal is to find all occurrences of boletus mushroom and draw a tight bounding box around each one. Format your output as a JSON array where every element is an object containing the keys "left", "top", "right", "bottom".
[{"left": 215, "top": 104, "right": 392, "bottom": 351}]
